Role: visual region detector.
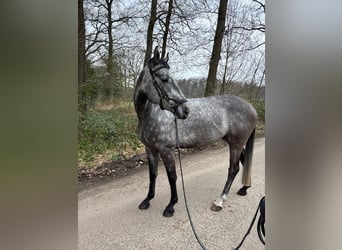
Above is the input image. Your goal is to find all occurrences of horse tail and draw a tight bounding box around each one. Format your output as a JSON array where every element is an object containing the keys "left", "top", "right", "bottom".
[{"left": 241, "top": 128, "right": 255, "bottom": 187}]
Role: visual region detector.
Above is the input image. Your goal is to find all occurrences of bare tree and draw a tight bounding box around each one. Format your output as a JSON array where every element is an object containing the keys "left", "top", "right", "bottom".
[
  {"left": 144, "top": 0, "right": 158, "bottom": 66},
  {"left": 233, "top": 0, "right": 265, "bottom": 50},
  {"left": 78, "top": 0, "right": 87, "bottom": 114},
  {"left": 81, "top": 0, "right": 264, "bottom": 103},
  {"left": 105, "top": 0, "right": 114, "bottom": 74},
  {"left": 219, "top": 0, "right": 251, "bottom": 94},
  {"left": 247, "top": 51, "right": 264, "bottom": 100},
  {"left": 254, "top": 68, "right": 265, "bottom": 101},
  {"left": 144, "top": 0, "right": 199, "bottom": 64},
  {"left": 85, "top": 0, "right": 139, "bottom": 63},
  {"left": 161, "top": 0, "right": 174, "bottom": 57},
  {"left": 84, "top": 0, "right": 141, "bottom": 102},
  {"left": 117, "top": 49, "right": 144, "bottom": 100},
  {"left": 205, "top": 0, "right": 229, "bottom": 96}
]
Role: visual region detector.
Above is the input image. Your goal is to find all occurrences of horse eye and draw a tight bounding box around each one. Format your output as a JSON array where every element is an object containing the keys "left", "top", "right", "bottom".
[
  {"left": 158, "top": 76, "right": 168, "bottom": 82},
  {"left": 169, "top": 99, "right": 177, "bottom": 106}
]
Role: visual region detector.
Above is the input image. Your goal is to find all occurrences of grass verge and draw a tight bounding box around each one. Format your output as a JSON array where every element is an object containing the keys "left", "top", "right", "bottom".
[{"left": 78, "top": 102, "right": 143, "bottom": 168}]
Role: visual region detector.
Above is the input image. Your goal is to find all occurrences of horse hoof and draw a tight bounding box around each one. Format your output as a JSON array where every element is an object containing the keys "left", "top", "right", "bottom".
[
  {"left": 211, "top": 202, "right": 223, "bottom": 212},
  {"left": 163, "top": 208, "right": 174, "bottom": 217},
  {"left": 138, "top": 200, "right": 150, "bottom": 210},
  {"left": 237, "top": 186, "right": 250, "bottom": 196}
]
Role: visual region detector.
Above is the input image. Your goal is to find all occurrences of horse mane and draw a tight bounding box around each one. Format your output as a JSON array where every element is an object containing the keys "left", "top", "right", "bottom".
[{"left": 136, "top": 69, "right": 145, "bottom": 86}]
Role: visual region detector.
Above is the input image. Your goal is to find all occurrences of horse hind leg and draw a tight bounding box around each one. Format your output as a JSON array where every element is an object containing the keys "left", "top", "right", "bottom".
[
  {"left": 236, "top": 157, "right": 251, "bottom": 196},
  {"left": 237, "top": 128, "right": 256, "bottom": 196},
  {"left": 236, "top": 147, "right": 250, "bottom": 196},
  {"left": 211, "top": 145, "right": 242, "bottom": 212},
  {"left": 139, "top": 147, "right": 159, "bottom": 210},
  {"left": 239, "top": 148, "right": 245, "bottom": 166}
]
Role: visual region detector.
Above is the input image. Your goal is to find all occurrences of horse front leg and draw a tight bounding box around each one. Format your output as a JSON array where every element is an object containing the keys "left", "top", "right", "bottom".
[
  {"left": 211, "top": 146, "right": 242, "bottom": 212},
  {"left": 159, "top": 148, "right": 178, "bottom": 217},
  {"left": 139, "top": 147, "right": 159, "bottom": 210}
]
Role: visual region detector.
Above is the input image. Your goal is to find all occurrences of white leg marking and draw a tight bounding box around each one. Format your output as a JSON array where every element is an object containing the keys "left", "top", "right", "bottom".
[{"left": 213, "top": 197, "right": 223, "bottom": 208}]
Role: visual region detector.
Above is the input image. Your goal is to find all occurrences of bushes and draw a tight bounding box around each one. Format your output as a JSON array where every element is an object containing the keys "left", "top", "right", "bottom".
[
  {"left": 250, "top": 100, "right": 265, "bottom": 137},
  {"left": 251, "top": 100, "right": 265, "bottom": 123},
  {"left": 78, "top": 103, "right": 142, "bottom": 164}
]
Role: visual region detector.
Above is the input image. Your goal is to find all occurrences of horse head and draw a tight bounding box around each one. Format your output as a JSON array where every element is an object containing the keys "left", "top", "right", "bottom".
[{"left": 144, "top": 46, "right": 189, "bottom": 119}]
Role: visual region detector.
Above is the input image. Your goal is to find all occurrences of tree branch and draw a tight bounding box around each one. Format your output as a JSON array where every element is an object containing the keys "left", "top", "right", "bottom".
[
  {"left": 252, "top": 0, "right": 265, "bottom": 12},
  {"left": 233, "top": 25, "right": 265, "bottom": 33},
  {"left": 243, "top": 42, "right": 265, "bottom": 51}
]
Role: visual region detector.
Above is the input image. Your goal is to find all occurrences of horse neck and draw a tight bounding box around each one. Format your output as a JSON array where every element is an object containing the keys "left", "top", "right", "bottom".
[
  {"left": 134, "top": 91, "right": 147, "bottom": 120},
  {"left": 134, "top": 70, "right": 149, "bottom": 122}
]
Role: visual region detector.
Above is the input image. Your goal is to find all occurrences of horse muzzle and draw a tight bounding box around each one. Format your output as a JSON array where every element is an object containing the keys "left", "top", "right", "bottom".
[
  {"left": 174, "top": 102, "right": 190, "bottom": 120},
  {"left": 160, "top": 98, "right": 189, "bottom": 119}
]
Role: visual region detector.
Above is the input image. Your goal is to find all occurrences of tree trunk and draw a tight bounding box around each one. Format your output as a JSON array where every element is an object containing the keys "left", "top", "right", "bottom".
[
  {"left": 205, "top": 0, "right": 229, "bottom": 97},
  {"left": 106, "top": 0, "right": 114, "bottom": 74},
  {"left": 78, "top": 0, "right": 87, "bottom": 114},
  {"left": 144, "top": 0, "right": 158, "bottom": 66},
  {"left": 220, "top": 47, "right": 229, "bottom": 95},
  {"left": 161, "top": 0, "right": 173, "bottom": 58}
]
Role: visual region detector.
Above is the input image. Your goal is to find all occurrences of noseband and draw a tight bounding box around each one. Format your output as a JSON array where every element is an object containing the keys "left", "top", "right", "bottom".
[{"left": 148, "top": 61, "right": 187, "bottom": 111}]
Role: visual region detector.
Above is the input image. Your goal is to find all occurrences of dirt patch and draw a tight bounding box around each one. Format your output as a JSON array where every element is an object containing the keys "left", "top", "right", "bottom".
[{"left": 78, "top": 153, "right": 147, "bottom": 185}]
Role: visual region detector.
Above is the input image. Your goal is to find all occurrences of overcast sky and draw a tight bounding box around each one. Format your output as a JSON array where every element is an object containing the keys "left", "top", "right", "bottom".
[{"left": 85, "top": 0, "right": 265, "bottom": 83}]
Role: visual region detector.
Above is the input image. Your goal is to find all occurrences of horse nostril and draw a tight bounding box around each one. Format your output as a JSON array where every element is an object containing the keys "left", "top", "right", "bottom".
[{"left": 184, "top": 106, "right": 190, "bottom": 116}]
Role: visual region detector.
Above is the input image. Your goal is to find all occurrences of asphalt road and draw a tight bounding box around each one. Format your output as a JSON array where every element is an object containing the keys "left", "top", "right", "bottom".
[{"left": 78, "top": 138, "right": 265, "bottom": 250}]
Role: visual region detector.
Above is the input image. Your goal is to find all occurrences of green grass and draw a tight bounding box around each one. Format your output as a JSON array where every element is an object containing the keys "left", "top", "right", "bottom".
[{"left": 78, "top": 102, "right": 143, "bottom": 166}]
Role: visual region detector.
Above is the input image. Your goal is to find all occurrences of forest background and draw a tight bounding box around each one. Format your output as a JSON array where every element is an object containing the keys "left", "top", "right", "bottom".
[{"left": 78, "top": 0, "right": 265, "bottom": 169}]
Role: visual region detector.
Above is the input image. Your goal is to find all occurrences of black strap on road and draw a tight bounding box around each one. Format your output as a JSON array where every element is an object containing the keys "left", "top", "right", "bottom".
[{"left": 234, "top": 196, "right": 265, "bottom": 250}]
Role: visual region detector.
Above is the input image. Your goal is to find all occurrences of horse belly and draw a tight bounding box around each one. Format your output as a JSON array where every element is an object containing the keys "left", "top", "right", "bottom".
[{"left": 178, "top": 123, "right": 227, "bottom": 148}]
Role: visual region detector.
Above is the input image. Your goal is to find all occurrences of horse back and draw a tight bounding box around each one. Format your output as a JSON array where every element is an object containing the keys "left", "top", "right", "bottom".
[{"left": 177, "top": 95, "right": 257, "bottom": 147}]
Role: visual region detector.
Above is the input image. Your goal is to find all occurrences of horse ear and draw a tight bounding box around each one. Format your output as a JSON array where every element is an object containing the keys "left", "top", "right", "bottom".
[
  {"left": 153, "top": 46, "right": 160, "bottom": 64},
  {"left": 165, "top": 52, "right": 169, "bottom": 63}
]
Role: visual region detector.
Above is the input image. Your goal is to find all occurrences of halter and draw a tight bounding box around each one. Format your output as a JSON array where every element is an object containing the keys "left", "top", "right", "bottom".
[{"left": 148, "top": 60, "right": 187, "bottom": 111}]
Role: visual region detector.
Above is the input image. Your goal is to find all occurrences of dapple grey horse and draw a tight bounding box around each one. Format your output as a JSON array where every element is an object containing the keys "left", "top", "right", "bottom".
[{"left": 134, "top": 47, "right": 257, "bottom": 217}]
